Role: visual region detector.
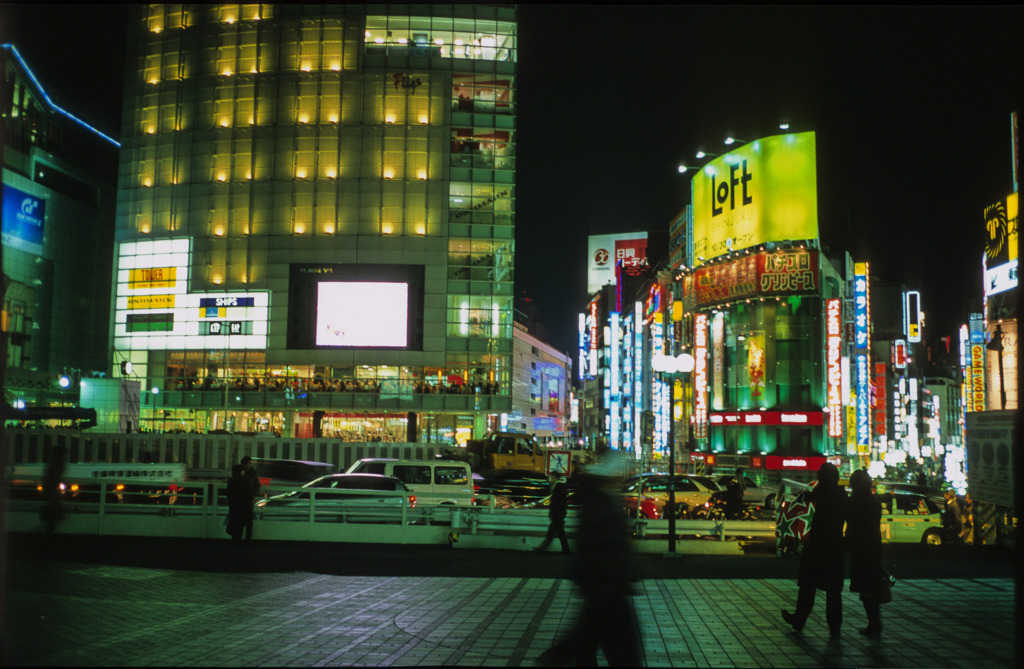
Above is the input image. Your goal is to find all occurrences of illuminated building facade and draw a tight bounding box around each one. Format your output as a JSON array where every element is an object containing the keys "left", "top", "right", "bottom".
[
  {"left": 680, "top": 245, "right": 847, "bottom": 470},
  {"left": 114, "top": 4, "right": 517, "bottom": 441},
  {"left": 510, "top": 322, "right": 571, "bottom": 444},
  {"left": 1, "top": 44, "right": 118, "bottom": 408},
  {"left": 681, "top": 132, "right": 846, "bottom": 474}
]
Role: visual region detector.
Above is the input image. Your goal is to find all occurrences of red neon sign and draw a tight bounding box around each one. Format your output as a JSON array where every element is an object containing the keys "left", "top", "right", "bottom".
[{"left": 708, "top": 411, "right": 824, "bottom": 426}]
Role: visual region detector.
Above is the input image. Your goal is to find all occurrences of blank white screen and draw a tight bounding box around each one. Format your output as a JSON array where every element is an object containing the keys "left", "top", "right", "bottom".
[{"left": 315, "top": 282, "right": 408, "bottom": 347}]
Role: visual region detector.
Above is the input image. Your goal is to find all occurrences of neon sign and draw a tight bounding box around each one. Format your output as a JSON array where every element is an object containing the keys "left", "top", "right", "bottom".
[
  {"left": 826, "top": 298, "right": 843, "bottom": 437},
  {"left": 694, "top": 313, "right": 708, "bottom": 439}
]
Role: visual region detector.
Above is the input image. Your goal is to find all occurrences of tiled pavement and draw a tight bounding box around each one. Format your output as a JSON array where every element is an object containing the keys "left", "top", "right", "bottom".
[{"left": 3, "top": 538, "right": 1017, "bottom": 667}]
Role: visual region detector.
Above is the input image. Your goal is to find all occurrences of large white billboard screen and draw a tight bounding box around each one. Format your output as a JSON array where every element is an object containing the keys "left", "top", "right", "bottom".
[{"left": 315, "top": 282, "right": 408, "bottom": 347}]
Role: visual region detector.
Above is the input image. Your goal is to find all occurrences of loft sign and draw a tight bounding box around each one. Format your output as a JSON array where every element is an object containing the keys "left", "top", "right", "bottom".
[{"left": 711, "top": 160, "right": 753, "bottom": 216}]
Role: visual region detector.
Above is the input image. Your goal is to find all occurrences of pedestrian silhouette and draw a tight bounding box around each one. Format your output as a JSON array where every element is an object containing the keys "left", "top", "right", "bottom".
[
  {"left": 226, "top": 464, "right": 253, "bottom": 541},
  {"left": 41, "top": 444, "right": 68, "bottom": 534},
  {"left": 238, "top": 456, "right": 260, "bottom": 539},
  {"left": 538, "top": 452, "right": 640, "bottom": 666},
  {"left": 536, "top": 472, "right": 570, "bottom": 553},
  {"left": 782, "top": 462, "right": 848, "bottom": 636},
  {"left": 724, "top": 468, "right": 745, "bottom": 519},
  {"left": 846, "top": 469, "right": 883, "bottom": 636}
]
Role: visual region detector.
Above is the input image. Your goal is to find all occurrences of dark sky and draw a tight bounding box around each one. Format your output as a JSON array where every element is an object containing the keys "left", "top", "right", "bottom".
[{"left": 4, "top": 5, "right": 1021, "bottom": 355}]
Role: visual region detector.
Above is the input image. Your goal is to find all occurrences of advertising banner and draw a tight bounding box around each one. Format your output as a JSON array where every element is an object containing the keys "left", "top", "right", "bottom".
[
  {"left": 854, "top": 263, "right": 869, "bottom": 350},
  {"left": 970, "top": 344, "right": 986, "bottom": 411},
  {"left": 984, "top": 193, "right": 1018, "bottom": 271},
  {"left": 692, "top": 132, "right": 818, "bottom": 263},
  {"left": 826, "top": 298, "right": 843, "bottom": 437},
  {"left": 856, "top": 353, "right": 870, "bottom": 450},
  {"left": 873, "top": 362, "right": 887, "bottom": 436},
  {"left": 2, "top": 184, "right": 46, "bottom": 255},
  {"left": 966, "top": 411, "right": 1015, "bottom": 507},
  {"left": 682, "top": 248, "right": 819, "bottom": 310},
  {"left": 693, "top": 314, "right": 708, "bottom": 439},
  {"left": 984, "top": 192, "right": 1018, "bottom": 298},
  {"left": 748, "top": 334, "right": 766, "bottom": 398},
  {"left": 587, "top": 232, "right": 648, "bottom": 295}
]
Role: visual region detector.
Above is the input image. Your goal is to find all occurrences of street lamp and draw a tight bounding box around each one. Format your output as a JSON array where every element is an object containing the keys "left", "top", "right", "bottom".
[
  {"left": 678, "top": 151, "right": 718, "bottom": 174},
  {"left": 651, "top": 352, "right": 695, "bottom": 554}
]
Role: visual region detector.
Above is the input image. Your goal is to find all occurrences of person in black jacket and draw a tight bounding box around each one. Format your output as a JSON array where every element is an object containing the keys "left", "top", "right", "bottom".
[
  {"left": 782, "top": 462, "right": 848, "bottom": 636},
  {"left": 535, "top": 472, "right": 570, "bottom": 553},
  {"left": 846, "top": 469, "right": 883, "bottom": 636},
  {"left": 226, "top": 464, "right": 253, "bottom": 542}
]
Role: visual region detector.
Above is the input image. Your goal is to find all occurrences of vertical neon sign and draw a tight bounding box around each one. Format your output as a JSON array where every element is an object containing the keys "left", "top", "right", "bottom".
[
  {"left": 609, "top": 312, "right": 620, "bottom": 450},
  {"left": 578, "top": 312, "right": 586, "bottom": 381},
  {"left": 694, "top": 313, "right": 708, "bottom": 439},
  {"left": 630, "top": 301, "right": 638, "bottom": 454},
  {"left": 826, "top": 298, "right": 843, "bottom": 437},
  {"left": 854, "top": 262, "right": 871, "bottom": 452},
  {"left": 652, "top": 313, "right": 667, "bottom": 456}
]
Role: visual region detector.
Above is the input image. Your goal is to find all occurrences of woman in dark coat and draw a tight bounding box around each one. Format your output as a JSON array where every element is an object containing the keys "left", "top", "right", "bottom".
[
  {"left": 782, "top": 462, "right": 847, "bottom": 636},
  {"left": 846, "top": 468, "right": 883, "bottom": 636}
]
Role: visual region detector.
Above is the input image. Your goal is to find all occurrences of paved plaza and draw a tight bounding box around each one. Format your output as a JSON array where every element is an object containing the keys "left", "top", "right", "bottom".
[{"left": 3, "top": 536, "right": 1018, "bottom": 667}]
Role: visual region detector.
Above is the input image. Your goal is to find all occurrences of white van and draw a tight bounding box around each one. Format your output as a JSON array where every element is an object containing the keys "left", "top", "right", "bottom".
[{"left": 345, "top": 458, "right": 474, "bottom": 506}]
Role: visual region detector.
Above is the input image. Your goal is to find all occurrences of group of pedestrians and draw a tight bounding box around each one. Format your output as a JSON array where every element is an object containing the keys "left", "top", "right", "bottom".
[{"left": 782, "top": 463, "right": 886, "bottom": 638}]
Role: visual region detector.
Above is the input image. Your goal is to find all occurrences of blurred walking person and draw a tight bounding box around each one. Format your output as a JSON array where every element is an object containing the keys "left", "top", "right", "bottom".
[
  {"left": 535, "top": 472, "right": 570, "bottom": 553},
  {"left": 846, "top": 469, "right": 883, "bottom": 636},
  {"left": 782, "top": 462, "right": 848, "bottom": 637},
  {"left": 538, "top": 453, "right": 640, "bottom": 666}
]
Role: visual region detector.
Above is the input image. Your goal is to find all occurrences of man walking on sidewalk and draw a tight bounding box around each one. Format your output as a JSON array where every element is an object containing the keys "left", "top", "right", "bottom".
[{"left": 536, "top": 472, "right": 570, "bottom": 553}]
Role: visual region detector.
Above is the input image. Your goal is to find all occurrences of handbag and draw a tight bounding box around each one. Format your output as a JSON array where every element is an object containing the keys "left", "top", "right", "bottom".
[{"left": 877, "top": 567, "right": 896, "bottom": 604}]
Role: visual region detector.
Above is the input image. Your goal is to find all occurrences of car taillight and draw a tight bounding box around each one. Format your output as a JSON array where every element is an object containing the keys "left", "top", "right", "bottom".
[
  {"left": 408, "top": 495, "right": 416, "bottom": 508},
  {"left": 259, "top": 477, "right": 271, "bottom": 487}
]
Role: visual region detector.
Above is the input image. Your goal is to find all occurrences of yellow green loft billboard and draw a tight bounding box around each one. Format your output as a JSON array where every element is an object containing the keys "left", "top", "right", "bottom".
[{"left": 692, "top": 131, "right": 818, "bottom": 264}]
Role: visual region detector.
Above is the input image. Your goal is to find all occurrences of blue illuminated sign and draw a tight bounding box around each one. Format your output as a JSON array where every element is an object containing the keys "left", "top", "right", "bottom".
[
  {"left": 854, "top": 271, "right": 868, "bottom": 350},
  {"left": 856, "top": 353, "right": 870, "bottom": 447},
  {"left": 2, "top": 185, "right": 45, "bottom": 255}
]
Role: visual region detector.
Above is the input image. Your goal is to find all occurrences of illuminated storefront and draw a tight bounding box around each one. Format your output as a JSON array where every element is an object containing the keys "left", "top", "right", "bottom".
[
  {"left": 114, "top": 5, "right": 517, "bottom": 441},
  {"left": 682, "top": 131, "right": 846, "bottom": 470}
]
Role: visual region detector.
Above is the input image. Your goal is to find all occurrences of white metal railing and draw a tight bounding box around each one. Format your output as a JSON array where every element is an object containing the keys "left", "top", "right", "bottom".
[{"left": 6, "top": 480, "right": 779, "bottom": 546}]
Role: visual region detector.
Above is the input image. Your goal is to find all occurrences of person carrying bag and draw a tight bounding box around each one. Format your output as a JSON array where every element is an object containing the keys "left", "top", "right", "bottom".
[{"left": 846, "top": 469, "right": 887, "bottom": 636}]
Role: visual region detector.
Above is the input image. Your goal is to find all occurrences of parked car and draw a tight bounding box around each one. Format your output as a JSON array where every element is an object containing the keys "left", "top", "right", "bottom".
[
  {"left": 519, "top": 487, "right": 662, "bottom": 520},
  {"left": 345, "top": 458, "right": 474, "bottom": 506},
  {"left": 620, "top": 494, "right": 665, "bottom": 520},
  {"left": 474, "top": 469, "right": 553, "bottom": 506},
  {"left": 879, "top": 491, "right": 945, "bottom": 545},
  {"left": 621, "top": 474, "right": 716, "bottom": 517},
  {"left": 716, "top": 474, "right": 776, "bottom": 508},
  {"left": 876, "top": 481, "right": 946, "bottom": 505},
  {"left": 689, "top": 475, "right": 723, "bottom": 493},
  {"left": 249, "top": 458, "right": 335, "bottom": 491},
  {"left": 254, "top": 473, "right": 415, "bottom": 523}
]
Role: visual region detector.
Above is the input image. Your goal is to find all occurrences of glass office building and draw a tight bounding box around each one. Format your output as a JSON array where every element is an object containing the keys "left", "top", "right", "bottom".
[
  {"left": 2, "top": 44, "right": 118, "bottom": 409},
  {"left": 114, "top": 4, "right": 516, "bottom": 442}
]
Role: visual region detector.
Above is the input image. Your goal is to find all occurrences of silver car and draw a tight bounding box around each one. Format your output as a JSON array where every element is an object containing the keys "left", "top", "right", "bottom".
[{"left": 255, "top": 473, "right": 415, "bottom": 523}]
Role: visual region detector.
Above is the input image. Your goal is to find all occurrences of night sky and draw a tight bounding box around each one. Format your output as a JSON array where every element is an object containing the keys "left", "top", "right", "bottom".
[{"left": 4, "top": 5, "right": 1021, "bottom": 355}]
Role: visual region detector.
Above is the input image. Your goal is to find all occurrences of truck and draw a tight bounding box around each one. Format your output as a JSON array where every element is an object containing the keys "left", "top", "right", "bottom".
[{"left": 446, "top": 432, "right": 547, "bottom": 474}]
